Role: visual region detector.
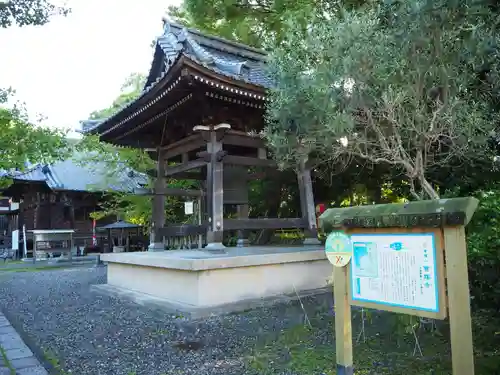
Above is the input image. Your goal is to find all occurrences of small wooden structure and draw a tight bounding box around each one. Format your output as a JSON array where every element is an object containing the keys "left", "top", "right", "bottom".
[
  {"left": 319, "top": 197, "right": 479, "bottom": 375},
  {"left": 30, "top": 229, "right": 75, "bottom": 262},
  {"left": 97, "top": 220, "right": 142, "bottom": 253}
]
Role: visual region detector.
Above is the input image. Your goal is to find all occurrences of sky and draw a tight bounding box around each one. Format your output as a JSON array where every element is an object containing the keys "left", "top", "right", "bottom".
[{"left": 0, "top": 0, "right": 180, "bottom": 136}]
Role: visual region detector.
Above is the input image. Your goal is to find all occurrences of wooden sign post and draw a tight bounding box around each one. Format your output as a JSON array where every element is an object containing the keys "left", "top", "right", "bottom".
[{"left": 319, "top": 197, "right": 479, "bottom": 375}]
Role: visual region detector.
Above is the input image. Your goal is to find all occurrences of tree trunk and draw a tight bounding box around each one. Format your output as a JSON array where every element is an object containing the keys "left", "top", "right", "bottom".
[{"left": 420, "top": 176, "right": 440, "bottom": 200}]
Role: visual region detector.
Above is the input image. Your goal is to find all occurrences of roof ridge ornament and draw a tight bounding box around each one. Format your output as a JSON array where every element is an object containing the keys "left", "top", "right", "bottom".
[
  {"left": 214, "top": 60, "right": 248, "bottom": 76},
  {"left": 180, "top": 27, "right": 249, "bottom": 76},
  {"left": 163, "top": 32, "right": 184, "bottom": 52},
  {"left": 162, "top": 16, "right": 173, "bottom": 33},
  {"left": 183, "top": 28, "right": 215, "bottom": 65}
]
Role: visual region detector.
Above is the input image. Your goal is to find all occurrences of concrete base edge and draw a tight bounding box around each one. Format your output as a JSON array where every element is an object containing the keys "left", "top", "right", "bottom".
[{"left": 90, "top": 284, "right": 331, "bottom": 320}]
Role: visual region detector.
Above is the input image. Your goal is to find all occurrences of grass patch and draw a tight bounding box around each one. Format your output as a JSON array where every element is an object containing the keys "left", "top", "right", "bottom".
[
  {"left": 42, "top": 348, "right": 69, "bottom": 375},
  {"left": 0, "top": 345, "right": 16, "bottom": 375},
  {"left": 0, "top": 260, "right": 24, "bottom": 265},
  {"left": 247, "top": 309, "right": 500, "bottom": 375}
]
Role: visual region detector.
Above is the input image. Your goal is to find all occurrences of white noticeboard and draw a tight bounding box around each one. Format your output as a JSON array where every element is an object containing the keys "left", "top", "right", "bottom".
[
  {"left": 11, "top": 230, "right": 19, "bottom": 250},
  {"left": 350, "top": 233, "right": 439, "bottom": 313},
  {"left": 184, "top": 201, "right": 194, "bottom": 215}
]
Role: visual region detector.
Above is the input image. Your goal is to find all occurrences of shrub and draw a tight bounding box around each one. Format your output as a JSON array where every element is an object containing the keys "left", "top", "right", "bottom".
[{"left": 466, "top": 187, "right": 500, "bottom": 310}]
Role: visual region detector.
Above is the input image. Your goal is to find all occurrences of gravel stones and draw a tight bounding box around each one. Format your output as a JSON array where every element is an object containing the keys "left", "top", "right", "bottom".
[{"left": 0, "top": 266, "right": 335, "bottom": 375}]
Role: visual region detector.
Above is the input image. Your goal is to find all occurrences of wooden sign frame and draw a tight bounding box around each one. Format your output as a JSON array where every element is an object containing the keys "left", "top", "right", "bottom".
[
  {"left": 345, "top": 227, "right": 448, "bottom": 320},
  {"left": 320, "top": 197, "right": 479, "bottom": 375}
]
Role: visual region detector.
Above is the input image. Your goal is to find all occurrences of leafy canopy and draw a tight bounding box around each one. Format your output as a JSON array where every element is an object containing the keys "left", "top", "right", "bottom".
[
  {"left": 75, "top": 133, "right": 155, "bottom": 225},
  {"left": 0, "top": 0, "right": 70, "bottom": 178},
  {"left": 265, "top": 0, "right": 500, "bottom": 199},
  {"left": 78, "top": 73, "right": 198, "bottom": 226},
  {"left": 0, "top": 90, "right": 69, "bottom": 173},
  {"left": 0, "top": 0, "right": 69, "bottom": 28},
  {"left": 167, "top": 0, "right": 366, "bottom": 48}
]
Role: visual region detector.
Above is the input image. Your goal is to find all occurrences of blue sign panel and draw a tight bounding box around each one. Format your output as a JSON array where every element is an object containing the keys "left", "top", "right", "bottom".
[{"left": 350, "top": 233, "right": 439, "bottom": 313}]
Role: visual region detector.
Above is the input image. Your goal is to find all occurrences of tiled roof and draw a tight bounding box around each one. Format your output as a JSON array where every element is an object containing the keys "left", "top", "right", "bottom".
[
  {"left": 0, "top": 150, "right": 147, "bottom": 193},
  {"left": 79, "top": 119, "right": 104, "bottom": 133},
  {"left": 82, "top": 20, "right": 270, "bottom": 135},
  {"left": 143, "top": 21, "right": 271, "bottom": 90}
]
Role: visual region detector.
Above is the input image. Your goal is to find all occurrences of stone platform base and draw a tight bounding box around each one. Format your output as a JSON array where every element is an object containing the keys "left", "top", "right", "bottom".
[
  {"left": 91, "top": 284, "right": 331, "bottom": 319},
  {"left": 95, "top": 245, "right": 332, "bottom": 317}
]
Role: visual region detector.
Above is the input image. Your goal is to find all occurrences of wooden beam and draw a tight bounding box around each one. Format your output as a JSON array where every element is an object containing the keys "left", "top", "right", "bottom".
[
  {"left": 147, "top": 169, "right": 204, "bottom": 180},
  {"left": 222, "top": 132, "right": 266, "bottom": 149},
  {"left": 135, "top": 188, "right": 204, "bottom": 197},
  {"left": 156, "top": 224, "right": 208, "bottom": 237},
  {"left": 168, "top": 171, "right": 204, "bottom": 180},
  {"left": 165, "top": 159, "right": 207, "bottom": 176},
  {"left": 196, "top": 150, "right": 228, "bottom": 162},
  {"left": 223, "top": 155, "right": 277, "bottom": 168},
  {"left": 223, "top": 218, "right": 307, "bottom": 231},
  {"left": 161, "top": 133, "right": 206, "bottom": 159}
]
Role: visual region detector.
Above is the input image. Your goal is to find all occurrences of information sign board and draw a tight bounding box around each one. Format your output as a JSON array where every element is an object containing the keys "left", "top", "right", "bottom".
[{"left": 349, "top": 231, "right": 446, "bottom": 318}]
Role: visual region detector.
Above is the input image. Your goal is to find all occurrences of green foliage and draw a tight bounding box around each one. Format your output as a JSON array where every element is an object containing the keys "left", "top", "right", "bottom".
[
  {"left": 0, "top": 89, "right": 69, "bottom": 175},
  {"left": 248, "top": 309, "right": 500, "bottom": 374},
  {"left": 76, "top": 73, "right": 154, "bottom": 224},
  {"left": 78, "top": 71, "right": 198, "bottom": 226},
  {"left": 461, "top": 186, "right": 500, "bottom": 310},
  {"left": 0, "top": 0, "right": 70, "bottom": 179},
  {"left": 76, "top": 134, "right": 155, "bottom": 177},
  {"left": 265, "top": 0, "right": 499, "bottom": 199},
  {"left": 74, "top": 134, "right": 155, "bottom": 225},
  {"left": 42, "top": 348, "right": 69, "bottom": 375},
  {"left": 0, "top": 344, "right": 15, "bottom": 375},
  {"left": 0, "top": 0, "right": 69, "bottom": 28},
  {"left": 168, "top": 0, "right": 349, "bottom": 48}
]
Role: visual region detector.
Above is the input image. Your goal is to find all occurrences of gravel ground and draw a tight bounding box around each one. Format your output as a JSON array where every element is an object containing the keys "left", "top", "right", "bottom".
[{"left": 0, "top": 266, "right": 337, "bottom": 375}]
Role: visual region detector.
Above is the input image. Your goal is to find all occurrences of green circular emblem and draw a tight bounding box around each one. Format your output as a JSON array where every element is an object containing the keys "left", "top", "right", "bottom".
[{"left": 325, "top": 231, "right": 353, "bottom": 267}]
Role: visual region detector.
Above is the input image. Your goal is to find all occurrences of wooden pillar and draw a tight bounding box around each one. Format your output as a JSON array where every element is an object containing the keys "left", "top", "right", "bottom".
[
  {"left": 333, "top": 262, "right": 354, "bottom": 374},
  {"left": 205, "top": 129, "right": 225, "bottom": 251},
  {"left": 297, "top": 158, "right": 321, "bottom": 245},
  {"left": 34, "top": 193, "right": 41, "bottom": 230},
  {"left": 69, "top": 199, "right": 75, "bottom": 230},
  {"left": 236, "top": 204, "right": 250, "bottom": 247},
  {"left": 444, "top": 226, "right": 475, "bottom": 375},
  {"left": 148, "top": 148, "right": 166, "bottom": 251}
]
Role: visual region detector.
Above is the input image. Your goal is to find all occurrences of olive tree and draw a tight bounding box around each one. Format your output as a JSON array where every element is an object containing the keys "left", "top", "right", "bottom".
[{"left": 265, "top": 0, "right": 500, "bottom": 200}]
